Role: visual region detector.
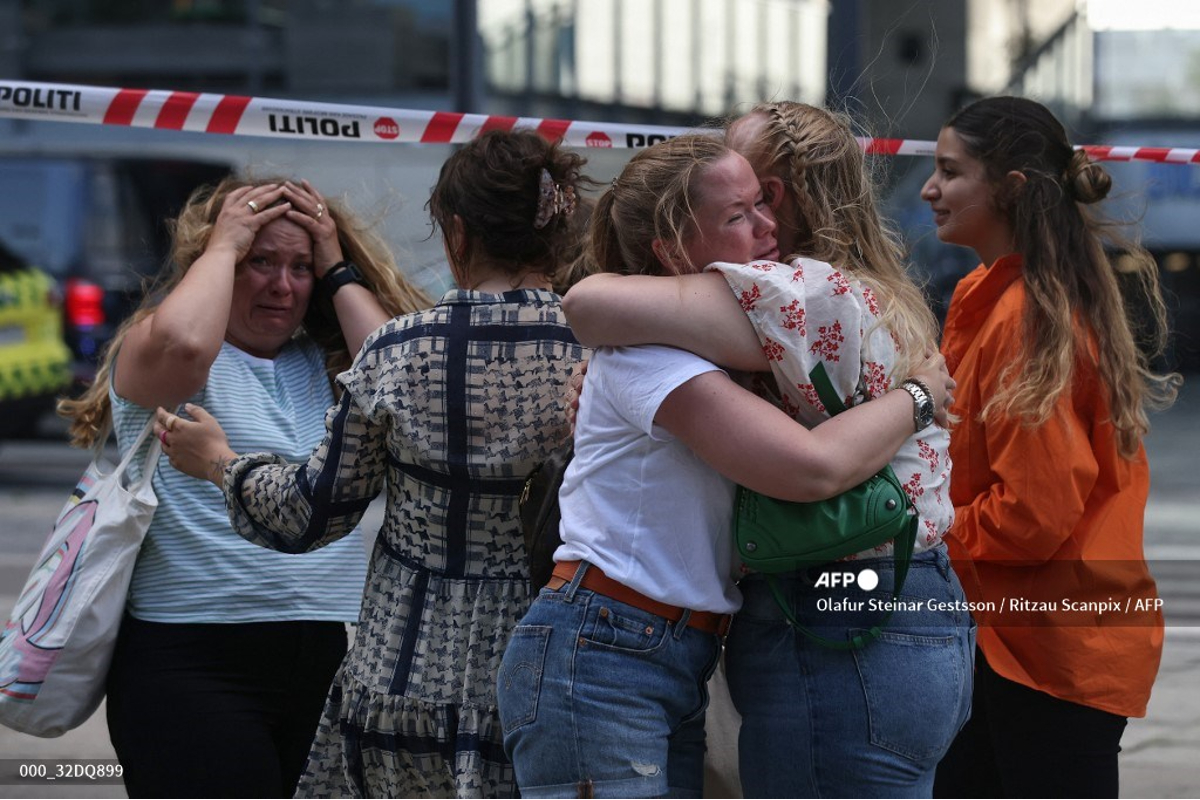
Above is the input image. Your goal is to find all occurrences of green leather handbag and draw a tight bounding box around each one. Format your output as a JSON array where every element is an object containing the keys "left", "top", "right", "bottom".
[
  {"left": 734, "top": 464, "right": 911, "bottom": 573},
  {"left": 732, "top": 363, "right": 918, "bottom": 649}
]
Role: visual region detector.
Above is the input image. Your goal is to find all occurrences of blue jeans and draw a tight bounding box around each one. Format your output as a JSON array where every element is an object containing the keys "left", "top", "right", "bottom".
[
  {"left": 497, "top": 564, "right": 722, "bottom": 798},
  {"left": 726, "top": 546, "right": 975, "bottom": 799}
]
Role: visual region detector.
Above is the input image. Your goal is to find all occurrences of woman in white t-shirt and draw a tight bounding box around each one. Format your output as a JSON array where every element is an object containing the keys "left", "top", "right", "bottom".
[
  {"left": 562, "top": 104, "right": 975, "bottom": 799},
  {"left": 495, "top": 133, "right": 954, "bottom": 799}
]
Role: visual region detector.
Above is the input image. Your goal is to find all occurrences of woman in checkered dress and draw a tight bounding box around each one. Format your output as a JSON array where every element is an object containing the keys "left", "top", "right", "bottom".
[{"left": 161, "top": 130, "right": 590, "bottom": 798}]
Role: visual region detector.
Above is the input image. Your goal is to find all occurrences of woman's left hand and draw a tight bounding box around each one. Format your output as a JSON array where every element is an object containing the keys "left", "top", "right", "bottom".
[
  {"left": 281, "top": 180, "right": 344, "bottom": 276},
  {"left": 155, "top": 404, "right": 238, "bottom": 487},
  {"left": 910, "top": 353, "right": 956, "bottom": 428}
]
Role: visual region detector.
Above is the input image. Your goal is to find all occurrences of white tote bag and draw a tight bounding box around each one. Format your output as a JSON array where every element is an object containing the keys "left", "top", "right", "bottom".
[{"left": 0, "top": 419, "right": 161, "bottom": 737}]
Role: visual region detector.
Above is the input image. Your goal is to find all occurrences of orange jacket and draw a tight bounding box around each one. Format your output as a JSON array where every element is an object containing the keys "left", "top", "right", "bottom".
[{"left": 941, "top": 254, "right": 1162, "bottom": 718}]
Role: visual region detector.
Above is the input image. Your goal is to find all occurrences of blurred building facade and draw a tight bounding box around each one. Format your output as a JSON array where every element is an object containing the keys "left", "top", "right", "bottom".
[
  {"left": 2, "top": 1, "right": 451, "bottom": 103},
  {"left": 3, "top": 0, "right": 1198, "bottom": 367},
  {"left": 1, "top": 0, "right": 1077, "bottom": 128}
]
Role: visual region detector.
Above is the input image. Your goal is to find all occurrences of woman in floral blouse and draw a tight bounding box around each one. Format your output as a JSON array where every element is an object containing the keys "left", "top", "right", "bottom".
[
  {"left": 564, "top": 103, "right": 974, "bottom": 797},
  {"left": 501, "top": 131, "right": 954, "bottom": 799}
]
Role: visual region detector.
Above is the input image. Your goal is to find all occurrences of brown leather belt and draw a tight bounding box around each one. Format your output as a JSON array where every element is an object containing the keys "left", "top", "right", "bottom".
[{"left": 546, "top": 560, "right": 732, "bottom": 637}]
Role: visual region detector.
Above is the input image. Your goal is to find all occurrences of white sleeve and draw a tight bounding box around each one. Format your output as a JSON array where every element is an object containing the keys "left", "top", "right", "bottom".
[{"left": 592, "top": 345, "right": 725, "bottom": 439}]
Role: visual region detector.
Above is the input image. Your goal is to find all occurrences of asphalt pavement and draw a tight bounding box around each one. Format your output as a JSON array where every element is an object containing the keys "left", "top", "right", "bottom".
[
  {"left": 1112, "top": 375, "right": 1200, "bottom": 798},
  {"left": 0, "top": 379, "right": 1197, "bottom": 798}
]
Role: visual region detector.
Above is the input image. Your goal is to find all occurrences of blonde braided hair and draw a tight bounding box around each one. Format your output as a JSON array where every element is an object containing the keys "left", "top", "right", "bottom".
[{"left": 729, "top": 102, "right": 939, "bottom": 377}]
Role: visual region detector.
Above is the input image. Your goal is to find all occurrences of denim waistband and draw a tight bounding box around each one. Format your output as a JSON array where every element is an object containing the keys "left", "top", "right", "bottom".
[
  {"left": 548, "top": 560, "right": 732, "bottom": 637},
  {"left": 744, "top": 544, "right": 952, "bottom": 589}
]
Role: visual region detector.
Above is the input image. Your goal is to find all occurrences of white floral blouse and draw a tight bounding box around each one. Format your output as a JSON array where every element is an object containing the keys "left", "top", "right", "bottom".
[{"left": 709, "top": 257, "right": 954, "bottom": 556}]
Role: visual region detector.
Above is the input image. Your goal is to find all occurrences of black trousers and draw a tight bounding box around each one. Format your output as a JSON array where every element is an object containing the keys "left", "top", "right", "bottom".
[
  {"left": 106, "top": 616, "right": 347, "bottom": 799},
  {"left": 934, "top": 647, "right": 1129, "bottom": 799}
]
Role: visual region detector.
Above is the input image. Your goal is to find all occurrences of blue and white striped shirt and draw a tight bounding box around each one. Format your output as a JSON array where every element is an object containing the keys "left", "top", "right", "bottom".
[{"left": 111, "top": 338, "right": 367, "bottom": 623}]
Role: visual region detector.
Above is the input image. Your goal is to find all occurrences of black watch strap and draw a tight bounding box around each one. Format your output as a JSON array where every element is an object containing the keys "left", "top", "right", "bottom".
[{"left": 320, "top": 261, "right": 365, "bottom": 296}]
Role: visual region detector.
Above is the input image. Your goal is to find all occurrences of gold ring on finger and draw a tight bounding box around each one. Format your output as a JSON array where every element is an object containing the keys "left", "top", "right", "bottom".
[{"left": 247, "top": 199, "right": 260, "bottom": 213}]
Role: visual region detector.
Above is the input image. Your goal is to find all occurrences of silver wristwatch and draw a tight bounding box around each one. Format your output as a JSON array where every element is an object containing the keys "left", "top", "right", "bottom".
[{"left": 899, "top": 378, "right": 936, "bottom": 433}]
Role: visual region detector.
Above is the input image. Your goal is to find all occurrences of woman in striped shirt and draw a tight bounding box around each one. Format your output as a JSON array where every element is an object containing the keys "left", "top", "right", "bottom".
[{"left": 58, "top": 175, "right": 426, "bottom": 798}]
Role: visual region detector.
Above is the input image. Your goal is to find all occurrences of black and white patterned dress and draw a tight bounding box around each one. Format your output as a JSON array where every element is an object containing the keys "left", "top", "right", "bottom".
[{"left": 222, "top": 288, "right": 586, "bottom": 798}]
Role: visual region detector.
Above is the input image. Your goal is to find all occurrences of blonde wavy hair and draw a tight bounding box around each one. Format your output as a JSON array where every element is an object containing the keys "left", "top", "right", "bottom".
[
  {"left": 727, "top": 102, "right": 940, "bottom": 377},
  {"left": 58, "top": 174, "right": 430, "bottom": 449},
  {"left": 946, "top": 96, "right": 1180, "bottom": 456}
]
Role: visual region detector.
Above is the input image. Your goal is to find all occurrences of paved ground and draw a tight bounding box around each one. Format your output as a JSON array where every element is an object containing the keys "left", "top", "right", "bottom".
[
  {"left": 1, "top": 381, "right": 1197, "bottom": 798},
  {"left": 1121, "top": 630, "right": 1200, "bottom": 798}
]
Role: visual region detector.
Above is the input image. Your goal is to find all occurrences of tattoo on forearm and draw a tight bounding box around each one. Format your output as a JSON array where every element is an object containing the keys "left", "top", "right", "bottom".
[{"left": 209, "top": 455, "right": 231, "bottom": 485}]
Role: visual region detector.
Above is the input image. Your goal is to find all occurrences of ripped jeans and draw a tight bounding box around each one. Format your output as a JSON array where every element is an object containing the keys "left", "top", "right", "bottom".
[{"left": 496, "top": 565, "right": 722, "bottom": 798}]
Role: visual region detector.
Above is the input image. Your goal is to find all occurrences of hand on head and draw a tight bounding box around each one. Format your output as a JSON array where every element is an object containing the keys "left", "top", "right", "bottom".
[
  {"left": 209, "top": 184, "right": 290, "bottom": 263},
  {"left": 280, "top": 180, "right": 344, "bottom": 276},
  {"left": 208, "top": 180, "right": 342, "bottom": 272}
]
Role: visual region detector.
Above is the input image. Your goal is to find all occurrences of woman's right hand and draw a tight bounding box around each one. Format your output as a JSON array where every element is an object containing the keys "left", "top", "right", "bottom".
[
  {"left": 156, "top": 404, "right": 238, "bottom": 487},
  {"left": 909, "top": 353, "right": 955, "bottom": 427},
  {"left": 565, "top": 360, "right": 588, "bottom": 433},
  {"left": 206, "top": 184, "right": 290, "bottom": 264}
]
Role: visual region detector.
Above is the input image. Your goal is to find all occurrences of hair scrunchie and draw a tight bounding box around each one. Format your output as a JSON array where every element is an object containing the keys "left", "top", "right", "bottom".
[{"left": 534, "top": 168, "right": 578, "bottom": 229}]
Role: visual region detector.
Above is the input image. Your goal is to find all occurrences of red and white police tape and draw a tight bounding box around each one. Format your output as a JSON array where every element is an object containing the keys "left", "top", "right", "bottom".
[{"left": 3, "top": 79, "right": 1199, "bottom": 163}]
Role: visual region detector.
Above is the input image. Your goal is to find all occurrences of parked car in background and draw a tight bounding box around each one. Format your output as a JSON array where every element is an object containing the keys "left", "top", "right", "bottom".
[
  {"left": 0, "top": 155, "right": 233, "bottom": 392},
  {"left": 0, "top": 240, "right": 72, "bottom": 439}
]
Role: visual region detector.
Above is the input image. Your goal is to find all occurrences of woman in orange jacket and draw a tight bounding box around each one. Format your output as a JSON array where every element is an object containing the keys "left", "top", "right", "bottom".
[{"left": 921, "top": 95, "right": 1182, "bottom": 797}]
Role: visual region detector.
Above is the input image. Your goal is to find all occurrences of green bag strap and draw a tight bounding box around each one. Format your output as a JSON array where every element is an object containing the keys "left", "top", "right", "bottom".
[
  {"left": 809, "top": 362, "right": 847, "bottom": 415},
  {"left": 762, "top": 362, "right": 916, "bottom": 650}
]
